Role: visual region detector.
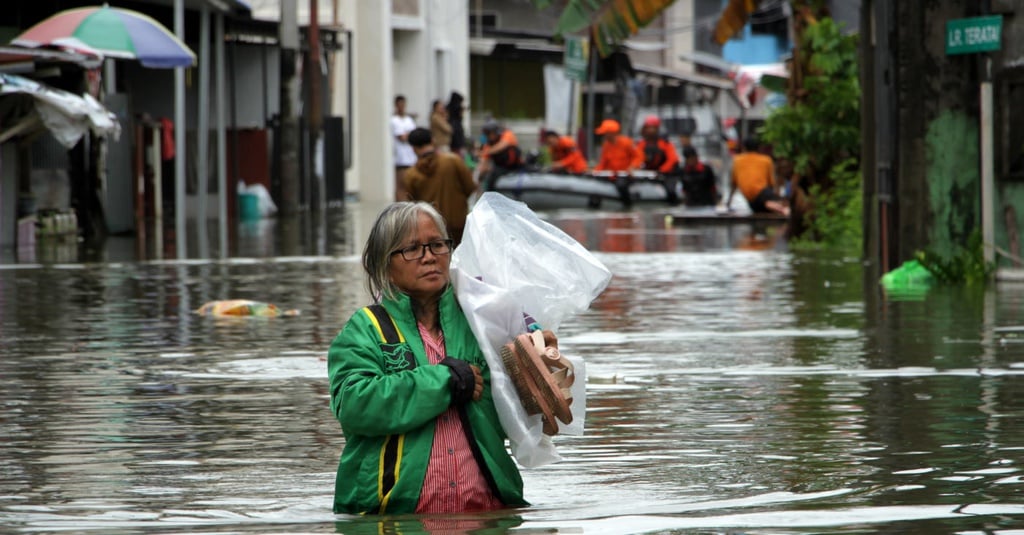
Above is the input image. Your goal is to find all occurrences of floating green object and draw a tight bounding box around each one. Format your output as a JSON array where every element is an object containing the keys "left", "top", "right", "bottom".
[{"left": 880, "top": 259, "right": 934, "bottom": 297}]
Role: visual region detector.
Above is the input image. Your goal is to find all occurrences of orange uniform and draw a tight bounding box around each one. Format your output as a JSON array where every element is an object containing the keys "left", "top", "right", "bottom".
[
  {"left": 594, "top": 135, "right": 643, "bottom": 172},
  {"left": 637, "top": 137, "right": 680, "bottom": 174},
  {"left": 550, "top": 136, "right": 587, "bottom": 174},
  {"left": 481, "top": 130, "right": 518, "bottom": 161},
  {"left": 730, "top": 151, "right": 776, "bottom": 201}
]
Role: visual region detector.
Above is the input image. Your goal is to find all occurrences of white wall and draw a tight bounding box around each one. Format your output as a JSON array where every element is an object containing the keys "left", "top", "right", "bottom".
[
  {"left": 393, "top": 28, "right": 430, "bottom": 126},
  {"left": 666, "top": 0, "right": 695, "bottom": 73},
  {"left": 429, "top": 0, "right": 470, "bottom": 109},
  {"left": 346, "top": 0, "right": 393, "bottom": 203},
  {"left": 332, "top": 0, "right": 469, "bottom": 199}
]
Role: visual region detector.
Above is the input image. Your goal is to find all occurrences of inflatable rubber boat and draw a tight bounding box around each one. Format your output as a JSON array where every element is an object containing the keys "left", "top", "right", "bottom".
[{"left": 488, "top": 169, "right": 675, "bottom": 211}]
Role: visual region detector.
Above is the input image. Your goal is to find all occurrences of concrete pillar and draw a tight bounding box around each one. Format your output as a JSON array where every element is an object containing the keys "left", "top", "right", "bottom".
[
  {"left": 981, "top": 75, "right": 995, "bottom": 264},
  {"left": 447, "top": 1, "right": 470, "bottom": 101},
  {"left": 215, "top": 13, "right": 228, "bottom": 258},
  {"left": 351, "top": 0, "right": 394, "bottom": 203},
  {"left": 197, "top": 4, "right": 211, "bottom": 256}
]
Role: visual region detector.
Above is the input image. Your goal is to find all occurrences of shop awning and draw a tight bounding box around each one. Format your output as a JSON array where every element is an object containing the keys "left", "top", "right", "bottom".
[
  {"left": 0, "top": 45, "right": 102, "bottom": 72},
  {"left": 632, "top": 63, "right": 736, "bottom": 91}
]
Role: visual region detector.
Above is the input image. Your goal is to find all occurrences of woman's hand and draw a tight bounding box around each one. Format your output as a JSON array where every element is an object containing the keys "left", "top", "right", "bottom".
[
  {"left": 470, "top": 364, "right": 483, "bottom": 401},
  {"left": 541, "top": 329, "right": 559, "bottom": 349}
]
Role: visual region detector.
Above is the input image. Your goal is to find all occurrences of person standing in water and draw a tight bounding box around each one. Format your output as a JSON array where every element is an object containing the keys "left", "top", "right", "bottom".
[{"left": 328, "top": 202, "right": 557, "bottom": 514}]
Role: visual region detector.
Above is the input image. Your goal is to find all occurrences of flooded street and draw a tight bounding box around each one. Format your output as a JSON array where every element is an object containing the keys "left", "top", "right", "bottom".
[{"left": 2, "top": 206, "right": 1023, "bottom": 534}]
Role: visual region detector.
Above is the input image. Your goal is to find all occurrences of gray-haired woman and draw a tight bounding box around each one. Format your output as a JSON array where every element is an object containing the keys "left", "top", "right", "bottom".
[{"left": 327, "top": 202, "right": 529, "bottom": 515}]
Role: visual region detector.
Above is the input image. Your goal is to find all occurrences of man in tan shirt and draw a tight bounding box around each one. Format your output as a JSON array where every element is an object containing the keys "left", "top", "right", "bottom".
[{"left": 404, "top": 127, "right": 478, "bottom": 245}]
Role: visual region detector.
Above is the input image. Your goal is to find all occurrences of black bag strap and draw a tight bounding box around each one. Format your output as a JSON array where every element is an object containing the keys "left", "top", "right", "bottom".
[
  {"left": 364, "top": 304, "right": 417, "bottom": 372},
  {"left": 364, "top": 304, "right": 404, "bottom": 345}
]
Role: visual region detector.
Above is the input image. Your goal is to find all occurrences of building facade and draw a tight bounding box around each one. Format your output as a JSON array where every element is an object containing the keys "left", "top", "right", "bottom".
[
  {"left": 469, "top": 0, "right": 741, "bottom": 159},
  {"left": 861, "top": 0, "right": 1024, "bottom": 273},
  {"left": 245, "top": 0, "right": 471, "bottom": 202}
]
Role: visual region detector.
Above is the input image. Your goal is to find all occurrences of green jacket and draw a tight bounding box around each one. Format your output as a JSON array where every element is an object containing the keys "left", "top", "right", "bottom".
[{"left": 327, "top": 286, "right": 527, "bottom": 514}]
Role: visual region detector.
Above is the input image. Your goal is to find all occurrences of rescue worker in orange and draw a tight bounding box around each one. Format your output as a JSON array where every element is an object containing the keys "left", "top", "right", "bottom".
[
  {"left": 542, "top": 129, "right": 587, "bottom": 174},
  {"left": 478, "top": 120, "right": 523, "bottom": 191},
  {"left": 636, "top": 115, "right": 682, "bottom": 205},
  {"left": 593, "top": 119, "right": 642, "bottom": 173},
  {"left": 636, "top": 116, "right": 680, "bottom": 175},
  {"left": 478, "top": 121, "right": 522, "bottom": 175},
  {"left": 726, "top": 137, "right": 790, "bottom": 216},
  {"left": 592, "top": 119, "right": 642, "bottom": 208}
]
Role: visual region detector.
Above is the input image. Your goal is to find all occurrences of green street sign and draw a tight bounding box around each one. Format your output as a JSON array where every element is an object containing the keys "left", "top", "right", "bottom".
[
  {"left": 564, "top": 36, "right": 588, "bottom": 81},
  {"left": 946, "top": 15, "right": 1002, "bottom": 55}
]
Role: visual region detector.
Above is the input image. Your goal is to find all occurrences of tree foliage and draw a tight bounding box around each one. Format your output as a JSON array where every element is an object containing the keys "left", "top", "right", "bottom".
[
  {"left": 760, "top": 15, "right": 861, "bottom": 248},
  {"left": 915, "top": 230, "right": 995, "bottom": 285},
  {"left": 530, "top": 0, "right": 677, "bottom": 57}
]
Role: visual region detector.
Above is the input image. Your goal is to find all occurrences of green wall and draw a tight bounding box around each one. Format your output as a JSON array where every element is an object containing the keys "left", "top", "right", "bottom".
[
  {"left": 996, "top": 185, "right": 1024, "bottom": 266},
  {"left": 924, "top": 110, "right": 979, "bottom": 259}
]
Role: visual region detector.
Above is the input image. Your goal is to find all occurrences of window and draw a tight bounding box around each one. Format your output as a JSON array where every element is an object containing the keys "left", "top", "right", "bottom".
[
  {"left": 469, "top": 12, "right": 499, "bottom": 31},
  {"left": 392, "top": 0, "right": 419, "bottom": 17}
]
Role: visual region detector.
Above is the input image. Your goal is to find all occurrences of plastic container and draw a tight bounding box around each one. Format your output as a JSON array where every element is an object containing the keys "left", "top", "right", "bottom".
[
  {"left": 238, "top": 192, "right": 261, "bottom": 221},
  {"left": 880, "top": 259, "right": 934, "bottom": 300}
]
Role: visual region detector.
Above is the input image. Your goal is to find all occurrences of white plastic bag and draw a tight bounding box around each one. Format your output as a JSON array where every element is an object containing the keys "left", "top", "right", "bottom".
[
  {"left": 237, "top": 181, "right": 278, "bottom": 217},
  {"left": 451, "top": 192, "right": 611, "bottom": 467}
]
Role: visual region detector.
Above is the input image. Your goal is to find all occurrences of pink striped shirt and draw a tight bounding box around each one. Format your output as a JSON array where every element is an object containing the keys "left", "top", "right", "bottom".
[{"left": 415, "top": 322, "right": 504, "bottom": 513}]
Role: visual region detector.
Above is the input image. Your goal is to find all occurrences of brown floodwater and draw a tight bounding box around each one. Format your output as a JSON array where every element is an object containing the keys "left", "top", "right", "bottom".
[{"left": 1, "top": 204, "right": 1023, "bottom": 534}]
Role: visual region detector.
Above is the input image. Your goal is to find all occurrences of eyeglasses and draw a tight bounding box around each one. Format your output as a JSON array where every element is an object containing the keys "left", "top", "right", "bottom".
[{"left": 390, "top": 239, "right": 453, "bottom": 261}]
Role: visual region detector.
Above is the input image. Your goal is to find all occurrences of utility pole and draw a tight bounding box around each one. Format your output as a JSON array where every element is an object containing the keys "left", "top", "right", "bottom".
[
  {"left": 174, "top": 0, "right": 186, "bottom": 257},
  {"left": 279, "top": 0, "right": 300, "bottom": 215}
]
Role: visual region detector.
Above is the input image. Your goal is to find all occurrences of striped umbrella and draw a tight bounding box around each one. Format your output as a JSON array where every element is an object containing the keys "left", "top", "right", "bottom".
[{"left": 12, "top": 5, "right": 196, "bottom": 68}]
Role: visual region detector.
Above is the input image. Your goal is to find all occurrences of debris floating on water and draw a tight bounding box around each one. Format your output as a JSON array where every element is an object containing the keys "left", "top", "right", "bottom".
[{"left": 195, "top": 300, "right": 299, "bottom": 317}]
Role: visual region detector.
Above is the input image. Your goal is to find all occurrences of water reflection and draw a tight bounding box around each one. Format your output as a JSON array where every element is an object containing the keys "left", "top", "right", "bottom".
[
  {"left": 542, "top": 208, "right": 786, "bottom": 253},
  {"left": 6, "top": 206, "right": 363, "bottom": 265},
  {"left": 334, "top": 514, "right": 524, "bottom": 535},
  {"left": 1, "top": 206, "right": 1023, "bottom": 533},
  {"left": 6, "top": 204, "right": 783, "bottom": 264}
]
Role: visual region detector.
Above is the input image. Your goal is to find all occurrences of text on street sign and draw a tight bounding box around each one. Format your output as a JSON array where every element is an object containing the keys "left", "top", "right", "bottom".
[{"left": 946, "top": 16, "right": 1002, "bottom": 55}]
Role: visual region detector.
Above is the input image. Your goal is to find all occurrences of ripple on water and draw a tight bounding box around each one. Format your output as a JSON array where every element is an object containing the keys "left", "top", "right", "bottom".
[{"left": 2, "top": 250, "right": 1024, "bottom": 533}]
